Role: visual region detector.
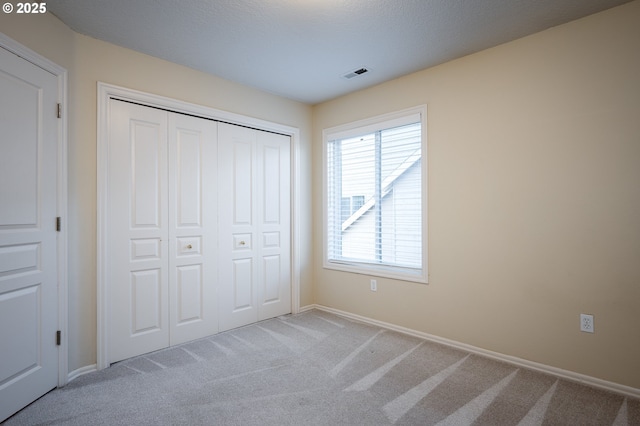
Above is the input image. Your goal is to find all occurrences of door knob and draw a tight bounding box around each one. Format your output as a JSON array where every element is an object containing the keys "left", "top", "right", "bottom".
[{"left": 186, "top": 244, "right": 192, "bottom": 249}]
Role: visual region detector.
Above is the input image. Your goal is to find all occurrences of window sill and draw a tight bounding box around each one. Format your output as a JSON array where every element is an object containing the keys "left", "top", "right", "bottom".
[{"left": 323, "top": 260, "right": 428, "bottom": 284}]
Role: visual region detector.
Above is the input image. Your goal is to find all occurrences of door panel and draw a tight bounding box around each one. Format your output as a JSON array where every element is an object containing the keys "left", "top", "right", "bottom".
[
  {"left": 130, "top": 269, "right": 163, "bottom": 334},
  {"left": 175, "top": 129, "right": 202, "bottom": 227},
  {"left": 0, "top": 70, "right": 37, "bottom": 226},
  {"left": 109, "top": 101, "right": 169, "bottom": 363},
  {"left": 256, "top": 131, "right": 291, "bottom": 320},
  {"left": 176, "top": 264, "right": 202, "bottom": 323},
  {"left": 0, "top": 285, "right": 39, "bottom": 380},
  {"left": 262, "top": 255, "right": 281, "bottom": 302},
  {"left": 109, "top": 102, "right": 219, "bottom": 357},
  {"left": 233, "top": 258, "right": 254, "bottom": 310},
  {"left": 168, "top": 113, "right": 217, "bottom": 345},
  {"left": 218, "top": 123, "right": 291, "bottom": 331},
  {"left": 218, "top": 125, "right": 258, "bottom": 330},
  {"left": 262, "top": 145, "right": 281, "bottom": 223},
  {"left": 0, "top": 47, "right": 58, "bottom": 422},
  {"left": 131, "top": 122, "right": 164, "bottom": 228},
  {"left": 130, "top": 238, "right": 161, "bottom": 260},
  {"left": 233, "top": 141, "right": 254, "bottom": 225}
]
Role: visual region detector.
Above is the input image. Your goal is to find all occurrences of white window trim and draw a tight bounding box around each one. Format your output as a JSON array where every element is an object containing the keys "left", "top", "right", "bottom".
[{"left": 322, "top": 105, "right": 428, "bottom": 284}]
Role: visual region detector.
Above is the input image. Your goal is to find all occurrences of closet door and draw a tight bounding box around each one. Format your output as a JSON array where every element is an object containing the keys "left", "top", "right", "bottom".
[
  {"left": 168, "top": 113, "right": 218, "bottom": 345},
  {"left": 109, "top": 101, "right": 170, "bottom": 363},
  {"left": 256, "top": 130, "right": 291, "bottom": 321},
  {"left": 218, "top": 123, "right": 291, "bottom": 331},
  {"left": 108, "top": 101, "right": 218, "bottom": 363}
]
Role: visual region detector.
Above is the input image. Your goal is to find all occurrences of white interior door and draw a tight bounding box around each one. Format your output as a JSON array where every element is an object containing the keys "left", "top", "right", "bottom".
[
  {"left": 167, "top": 113, "right": 218, "bottom": 345},
  {"left": 218, "top": 123, "right": 291, "bottom": 331},
  {"left": 108, "top": 101, "right": 218, "bottom": 362},
  {"left": 0, "top": 47, "right": 59, "bottom": 421},
  {"left": 108, "top": 101, "right": 170, "bottom": 363},
  {"left": 255, "top": 130, "right": 291, "bottom": 321}
]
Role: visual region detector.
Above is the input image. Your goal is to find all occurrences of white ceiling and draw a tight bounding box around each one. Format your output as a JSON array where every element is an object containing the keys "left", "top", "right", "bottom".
[{"left": 48, "top": 0, "right": 631, "bottom": 105}]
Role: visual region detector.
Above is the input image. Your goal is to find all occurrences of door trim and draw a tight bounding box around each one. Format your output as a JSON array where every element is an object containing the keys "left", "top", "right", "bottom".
[
  {"left": 96, "top": 82, "right": 301, "bottom": 369},
  {"left": 0, "top": 33, "right": 68, "bottom": 386}
]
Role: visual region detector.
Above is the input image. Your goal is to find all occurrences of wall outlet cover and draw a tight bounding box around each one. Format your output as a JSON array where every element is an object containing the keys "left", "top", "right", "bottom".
[{"left": 580, "top": 314, "right": 594, "bottom": 333}]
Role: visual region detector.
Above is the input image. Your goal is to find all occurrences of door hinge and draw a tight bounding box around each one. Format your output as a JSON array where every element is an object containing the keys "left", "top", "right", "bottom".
[
  {"left": 56, "top": 216, "right": 61, "bottom": 232},
  {"left": 57, "top": 103, "right": 62, "bottom": 119},
  {"left": 56, "top": 330, "right": 61, "bottom": 346}
]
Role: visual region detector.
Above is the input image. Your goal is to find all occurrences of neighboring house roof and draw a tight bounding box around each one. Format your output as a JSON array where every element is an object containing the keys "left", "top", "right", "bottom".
[{"left": 341, "top": 149, "right": 421, "bottom": 232}]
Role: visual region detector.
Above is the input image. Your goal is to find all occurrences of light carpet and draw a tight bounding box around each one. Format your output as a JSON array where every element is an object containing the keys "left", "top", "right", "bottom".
[{"left": 5, "top": 310, "right": 640, "bottom": 425}]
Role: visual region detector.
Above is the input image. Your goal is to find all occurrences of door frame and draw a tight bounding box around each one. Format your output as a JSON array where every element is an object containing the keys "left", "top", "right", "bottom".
[
  {"left": 0, "top": 33, "right": 68, "bottom": 386},
  {"left": 96, "top": 82, "right": 301, "bottom": 369}
]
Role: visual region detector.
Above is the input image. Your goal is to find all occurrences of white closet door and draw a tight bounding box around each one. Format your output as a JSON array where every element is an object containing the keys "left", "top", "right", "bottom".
[
  {"left": 0, "top": 46, "right": 59, "bottom": 422},
  {"left": 167, "top": 113, "right": 218, "bottom": 345},
  {"left": 256, "top": 130, "right": 291, "bottom": 321},
  {"left": 108, "top": 101, "right": 219, "bottom": 362},
  {"left": 108, "top": 101, "right": 170, "bottom": 363},
  {"left": 218, "top": 123, "right": 291, "bottom": 331}
]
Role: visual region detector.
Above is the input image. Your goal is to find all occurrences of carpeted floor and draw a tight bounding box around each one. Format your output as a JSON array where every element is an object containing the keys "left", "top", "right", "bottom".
[{"left": 5, "top": 309, "right": 640, "bottom": 425}]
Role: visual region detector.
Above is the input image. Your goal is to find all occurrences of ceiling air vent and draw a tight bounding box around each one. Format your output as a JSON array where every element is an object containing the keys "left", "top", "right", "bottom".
[{"left": 343, "top": 67, "right": 369, "bottom": 79}]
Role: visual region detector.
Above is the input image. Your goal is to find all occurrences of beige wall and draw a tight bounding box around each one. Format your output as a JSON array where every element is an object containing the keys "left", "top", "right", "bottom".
[
  {"left": 312, "top": 1, "right": 640, "bottom": 388},
  {"left": 1, "top": 12, "right": 313, "bottom": 372}
]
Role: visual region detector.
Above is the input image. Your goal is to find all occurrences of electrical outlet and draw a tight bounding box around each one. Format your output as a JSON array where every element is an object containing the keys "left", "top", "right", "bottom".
[
  {"left": 580, "top": 314, "right": 594, "bottom": 333},
  {"left": 370, "top": 279, "right": 377, "bottom": 292}
]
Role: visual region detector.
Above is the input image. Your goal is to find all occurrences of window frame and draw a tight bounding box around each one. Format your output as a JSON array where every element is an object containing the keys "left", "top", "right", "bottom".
[{"left": 322, "top": 106, "right": 428, "bottom": 284}]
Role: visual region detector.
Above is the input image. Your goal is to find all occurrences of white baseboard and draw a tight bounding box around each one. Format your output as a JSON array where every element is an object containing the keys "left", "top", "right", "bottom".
[
  {"left": 307, "top": 304, "right": 640, "bottom": 399},
  {"left": 298, "top": 304, "right": 316, "bottom": 314},
  {"left": 67, "top": 364, "right": 97, "bottom": 383}
]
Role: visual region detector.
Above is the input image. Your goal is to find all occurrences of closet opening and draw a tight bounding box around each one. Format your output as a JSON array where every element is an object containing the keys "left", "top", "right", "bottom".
[{"left": 97, "top": 83, "right": 301, "bottom": 369}]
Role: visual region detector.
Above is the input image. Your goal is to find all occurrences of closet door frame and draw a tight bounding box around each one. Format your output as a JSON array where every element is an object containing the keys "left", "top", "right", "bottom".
[{"left": 96, "top": 82, "right": 301, "bottom": 370}]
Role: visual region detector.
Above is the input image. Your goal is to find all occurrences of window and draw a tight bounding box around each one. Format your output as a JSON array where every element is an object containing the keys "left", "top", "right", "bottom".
[{"left": 323, "top": 107, "right": 427, "bottom": 283}]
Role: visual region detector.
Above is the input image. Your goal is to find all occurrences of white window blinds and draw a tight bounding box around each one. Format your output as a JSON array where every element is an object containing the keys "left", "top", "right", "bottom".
[{"left": 325, "top": 110, "right": 425, "bottom": 281}]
